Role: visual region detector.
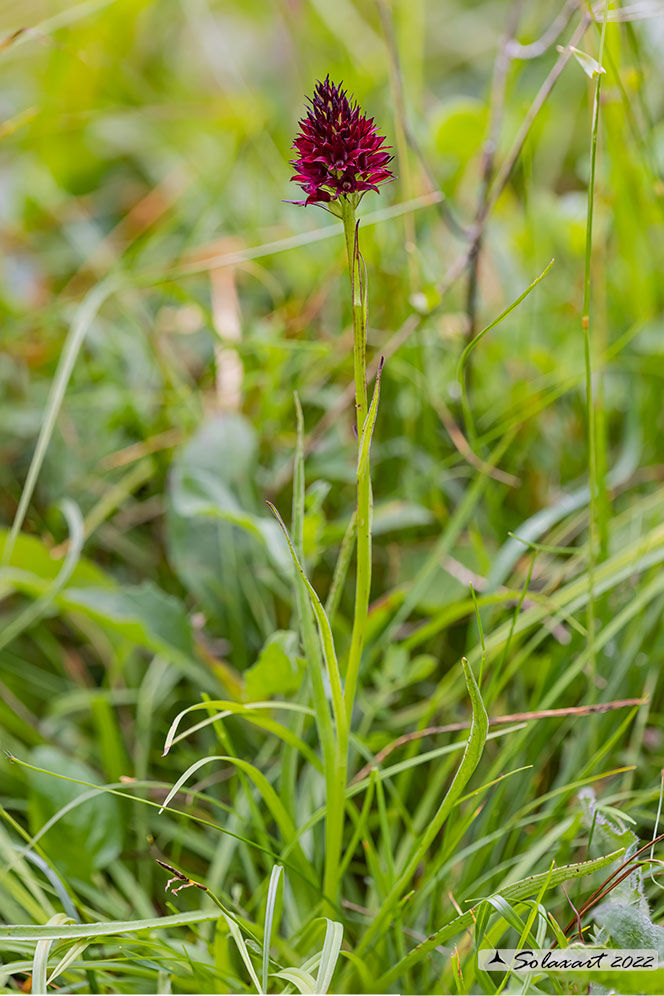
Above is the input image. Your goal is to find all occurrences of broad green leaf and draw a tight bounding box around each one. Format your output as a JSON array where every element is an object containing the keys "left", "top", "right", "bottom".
[
  {"left": 63, "top": 583, "right": 205, "bottom": 682},
  {"left": 0, "top": 530, "right": 207, "bottom": 683},
  {"left": 580, "top": 788, "right": 645, "bottom": 909},
  {"left": 174, "top": 413, "right": 258, "bottom": 486},
  {"left": 594, "top": 902, "right": 664, "bottom": 954},
  {"left": 168, "top": 414, "right": 290, "bottom": 575},
  {"left": 244, "top": 630, "right": 304, "bottom": 700},
  {"left": 0, "top": 527, "right": 112, "bottom": 594},
  {"left": 27, "top": 746, "right": 122, "bottom": 881},
  {"left": 0, "top": 500, "right": 83, "bottom": 654}
]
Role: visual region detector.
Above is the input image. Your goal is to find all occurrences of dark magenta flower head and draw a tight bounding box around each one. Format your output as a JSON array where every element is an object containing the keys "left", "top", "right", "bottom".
[{"left": 289, "top": 75, "right": 394, "bottom": 212}]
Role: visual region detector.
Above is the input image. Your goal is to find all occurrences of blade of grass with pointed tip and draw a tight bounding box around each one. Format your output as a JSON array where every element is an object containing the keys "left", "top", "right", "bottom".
[
  {"left": 456, "top": 259, "right": 554, "bottom": 442},
  {"left": 160, "top": 700, "right": 322, "bottom": 772},
  {"left": 221, "top": 912, "right": 263, "bottom": 994},
  {"left": 163, "top": 700, "right": 317, "bottom": 763},
  {"left": 46, "top": 940, "right": 90, "bottom": 987}
]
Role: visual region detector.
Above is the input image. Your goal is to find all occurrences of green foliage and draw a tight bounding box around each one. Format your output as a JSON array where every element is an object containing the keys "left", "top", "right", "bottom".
[
  {"left": 26, "top": 747, "right": 123, "bottom": 881},
  {"left": 244, "top": 631, "right": 304, "bottom": 701}
]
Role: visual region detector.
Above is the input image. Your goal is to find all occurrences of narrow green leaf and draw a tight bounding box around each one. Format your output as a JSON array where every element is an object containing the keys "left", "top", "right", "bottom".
[
  {"left": 262, "top": 864, "right": 283, "bottom": 993},
  {"left": 222, "top": 911, "right": 263, "bottom": 993},
  {"left": 162, "top": 699, "right": 314, "bottom": 755},
  {"left": 2, "top": 277, "right": 117, "bottom": 566},
  {"left": 46, "top": 940, "right": 89, "bottom": 987},
  {"left": 315, "top": 918, "right": 344, "bottom": 995},
  {"left": 357, "top": 356, "right": 384, "bottom": 481},
  {"left": 32, "top": 914, "right": 72, "bottom": 995},
  {"left": 456, "top": 260, "right": 554, "bottom": 440},
  {"left": 0, "top": 909, "right": 221, "bottom": 941},
  {"left": 265, "top": 502, "right": 346, "bottom": 742},
  {"left": 157, "top": 755, "right": 313, "bottom": 879}
]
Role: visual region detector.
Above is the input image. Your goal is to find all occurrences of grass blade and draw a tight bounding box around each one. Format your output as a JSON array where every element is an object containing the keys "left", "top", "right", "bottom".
[
  {"left": 315, "top": 918, "right": 344, "bottom": 995},
  {"left": 31, "top": 913, "right": 72, "bottom": 995},
  {"left": 0, "top": 909, "right": 221, "bottom": 941},
  {"left": 262, "top": 864, "right": 283, "bottom": 992},
  {"left": 2, "top": 279, "right": 116, "bottom": 566}
]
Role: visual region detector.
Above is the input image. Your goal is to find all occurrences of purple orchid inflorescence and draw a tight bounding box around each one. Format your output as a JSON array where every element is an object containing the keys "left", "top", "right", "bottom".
[{"left": 289, "top": 75, "right": 394, "bottom": 210}]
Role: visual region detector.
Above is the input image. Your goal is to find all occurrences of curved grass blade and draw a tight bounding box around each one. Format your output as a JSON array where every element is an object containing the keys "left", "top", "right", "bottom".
[
  {"left": 46, "top": 940, "right": 89, "bottom": 988},
  {"left": 161, "top": 699, "right": 321, "bottom": 772},
  {"left": 262, "top": 864, "right": 283, "bottom": 992},
  {"left": 2, "top": 278, "right": 117, "bottom": 566},
  {"left": 162, "top": 699, "right": 315, "bottom": 759},
  {"left": 158, "top": 755, "right": 313, "bottom": 879},
  {"left": 272, "top": 967, "right": 316, "bottom": 993},
  {"left": 456, "top": 259, "right": 554, "bottom": 441},
  {"left": 31, "top": 913, "right": 73, "bottom": 995},
  {"left": 315, "top": 918, "right": 344, "bottom": 995}
]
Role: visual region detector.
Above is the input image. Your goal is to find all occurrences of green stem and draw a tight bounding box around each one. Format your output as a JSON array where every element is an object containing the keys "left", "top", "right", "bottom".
[
  {"left": 267, "top": 498, "right": 347, "bottom": 908},
  {"left": 291, "top": 399, "right": 341, "bottom": 909},
  {"left": 583, "top": 6, "right": 608, "bottom": 691},
  {"left": 341, "top": 198, "right": 372, "bottom": 727}
]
